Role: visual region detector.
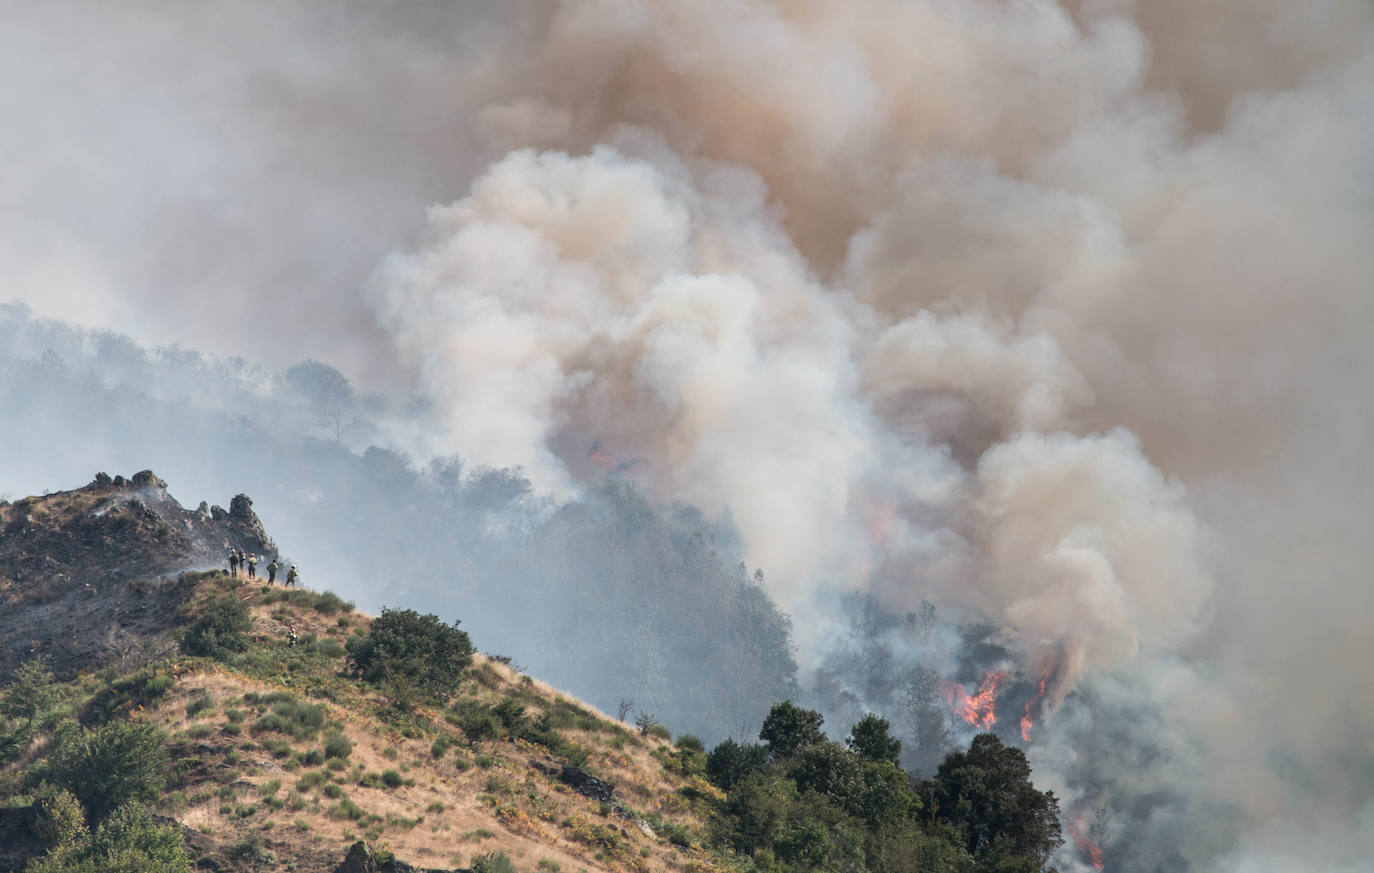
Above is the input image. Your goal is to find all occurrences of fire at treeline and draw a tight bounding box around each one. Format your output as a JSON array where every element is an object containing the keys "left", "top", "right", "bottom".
[{"left": 806, "top": 593, "right": 1112, "bottom": 871}]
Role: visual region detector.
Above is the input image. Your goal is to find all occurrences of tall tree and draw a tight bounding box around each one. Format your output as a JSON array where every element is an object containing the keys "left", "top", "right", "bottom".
[
  {"left": 929, "top": 733, "right": 1063, "bottom": 870},
  {"left": 760, "top": 700, "right": 826, "bottom": 758}
]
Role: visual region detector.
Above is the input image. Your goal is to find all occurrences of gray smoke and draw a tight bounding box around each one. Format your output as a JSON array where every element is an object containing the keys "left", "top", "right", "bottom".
[{"left": 5, "top": 2, "right": 1373, "bottom": 869}]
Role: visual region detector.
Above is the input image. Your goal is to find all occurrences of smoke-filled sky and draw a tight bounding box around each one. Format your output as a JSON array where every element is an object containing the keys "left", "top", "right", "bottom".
[{"left": 5, "top": 2, "right": 1374, "bottom": 870}]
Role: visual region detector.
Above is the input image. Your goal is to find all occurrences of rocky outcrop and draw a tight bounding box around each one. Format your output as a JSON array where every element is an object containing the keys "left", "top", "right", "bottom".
[
  {"left": 0, "top": 472, "right": 278, "bottom": 680},
  {"left": 558, "top": 765, "right": 617, "bottom": 802},
  {"left": 335, "top": 840, "right": 461, "bottom": 873}
]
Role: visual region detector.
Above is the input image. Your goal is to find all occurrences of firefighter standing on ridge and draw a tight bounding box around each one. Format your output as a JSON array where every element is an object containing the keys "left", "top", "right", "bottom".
[
  {"left": 228, "top": 550, "right": 239, "bottom": 577},
  {"left": 247, "top": 554, "right": 258, "bottom": 579},
  {"left": 286, "top": 565, "right": 298, "bottom": 588},
  {"left": 267, "top": 559, "right": 278, "bottom": 585}
]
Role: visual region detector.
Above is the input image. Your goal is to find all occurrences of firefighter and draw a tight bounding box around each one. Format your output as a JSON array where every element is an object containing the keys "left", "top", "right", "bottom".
[
  {"left": 247, "top": 554, "right": 258, "bottom": 579},
  {"left": 267, "top": 559, "right": 278, "bottom": 585},
  {"left": 228, "top": 550, "right": 239, "bottom": 577},
  {"left": 286, "top": 565, "right": 299, "bottom": 588}
]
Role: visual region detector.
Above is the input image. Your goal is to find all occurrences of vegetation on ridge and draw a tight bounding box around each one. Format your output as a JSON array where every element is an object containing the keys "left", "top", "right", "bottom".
[{"left": 0, "top": 565, "right": 1063, "bottom": 873}]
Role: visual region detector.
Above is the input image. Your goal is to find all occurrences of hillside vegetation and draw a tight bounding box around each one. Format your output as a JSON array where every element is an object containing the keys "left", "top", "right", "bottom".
[{"left": 0, "top": 479, "right": 1062, "bottom": 873}]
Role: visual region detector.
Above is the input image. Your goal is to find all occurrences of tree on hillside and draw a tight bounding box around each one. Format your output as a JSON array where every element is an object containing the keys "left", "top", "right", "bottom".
[
  {"left": 0, "top": 657, "right": 59, "bottom": 761},
  {"left": 928, "top": 733, "right": 1063, "bottom": 870},
  {"left": 706, "top": 738, "right": 772, "bottom": 791},
  {"left": 760, "top": 700, "right": 826, "bottom": 759},
  {"left": 847, "top": 712, "right": 902, "bottom": 765},
  {"left": 41, "top": 720, "right": 167, "bottom": 825},
  {"left": 901, "top": 664, "right": 952, "bottom": 775},
  {"left": 285, "top": 359, "right": 358, "bottom": 444},
  {"left": 345, "top": 608, "right": 473, "bottom": 705}
]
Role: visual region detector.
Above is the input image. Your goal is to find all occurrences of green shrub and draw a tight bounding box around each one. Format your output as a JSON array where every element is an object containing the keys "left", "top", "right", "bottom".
[
  {"left": 323, "top": 731, "right": 353, "bottom": 760},
  {"left": 32, "top": 785, "right": 86, "bottom": 849},
  {"left": 299, "top": 749, "right": 325, "bottom": 767},
  {"left": 253, "top": 698, "right": 325, "bottom": 740},
  {"left": 185, "top": 693, "right": 214, "bottom": 719},
  {"left": 329, "top": 797, "right": 365, "bottom": 821},
  {"left": 30, "top": 802, "right": 190, "bottom": 873},
  {"left": 675, "top": 734, "right": 705, "bottom": 753},
  {"left": 185, "top": 724, "right": 215, "bottom": 740},
  {"left": 313, "top": 637, "right": 346, "bottom": 658},
  {"left": 182, "top": 595, "right": 252, "bottom": 659},
  {"left": 449, "top": 701, "right": 502, "bottom": 742},
  {"left": 431, "top": 736, "right": 453, "bottom": 757},
  {"left": 381, "top": 769, "right": 404, "bottom": 789},
  {"left": 345, "top": 608, "right": 473, "bottom": 704},
  {"left": 297, "top": 772, "right": 326, "bottom": 792},
  {"left": 492, "top": 698, "right": 528, "bottom": 732},
  {"left": 228, "top": 833, "right": 274, "bottom": 864},
  {"left": 472, "top": 850, "right": 518, "bottom": 873},
  {"left": 40, "top": 720, "right": 168, "bottom": 825},
  {"left": 88, "top": 669, "right": 177, "bottom": 715},
  {"left": 312, "top": 591, "right": 352, "bottom": 614},
  {"left": 259, "top": 779, "right": 281, "bottom": 797},
  {"left": 646, "top": 723, "right": 671, "bottom": 741},
  {"left": 261, "top": 738, "right": 292, "bottom": 758}
]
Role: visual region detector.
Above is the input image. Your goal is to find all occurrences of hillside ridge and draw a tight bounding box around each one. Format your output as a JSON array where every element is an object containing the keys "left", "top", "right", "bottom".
[
  {"left": 0, "top": 474, "right": 716, "bottom": 873},
  {"left": 0, "top": 472, "right": 273, "bottom": 679}
]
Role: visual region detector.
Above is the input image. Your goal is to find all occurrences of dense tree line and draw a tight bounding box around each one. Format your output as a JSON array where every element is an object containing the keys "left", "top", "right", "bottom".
[{"left": 703, "top": 702, "right": 1062, "bottom": 873}]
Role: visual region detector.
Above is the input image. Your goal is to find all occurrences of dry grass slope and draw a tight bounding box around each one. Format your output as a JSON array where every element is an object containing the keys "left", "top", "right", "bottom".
[{"left": 134, "top": 571, "right": 729, "bottom": 873}]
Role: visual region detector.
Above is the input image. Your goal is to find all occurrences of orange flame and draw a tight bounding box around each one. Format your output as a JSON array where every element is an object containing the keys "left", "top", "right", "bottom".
[
  {"left": 867, "top": 502, "right": 897, "bottom": 547},
  {"left": 1020, "top": 669, "right": 1051, "bottom": 743},
  {"left": 940, "top": 671, "right": 1006, "bottom": 729},
  {"left": 1067, "top": 814, "right": 1105, "bottom": 871}
]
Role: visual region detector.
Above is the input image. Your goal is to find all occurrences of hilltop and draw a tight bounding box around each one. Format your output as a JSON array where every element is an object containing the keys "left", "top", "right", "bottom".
[{"left": 0, "top": 472, "right": 272, "bottom": 679}]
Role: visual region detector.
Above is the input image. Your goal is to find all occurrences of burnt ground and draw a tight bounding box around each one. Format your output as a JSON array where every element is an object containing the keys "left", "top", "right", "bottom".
[{"left": 0, "top": 470, "right": 275, "bottom": 680}]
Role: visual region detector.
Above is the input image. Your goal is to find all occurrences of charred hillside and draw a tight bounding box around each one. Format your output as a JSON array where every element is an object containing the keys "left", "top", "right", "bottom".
[{"left": 0, "top": 472, "right": 274, "bottom": 679}]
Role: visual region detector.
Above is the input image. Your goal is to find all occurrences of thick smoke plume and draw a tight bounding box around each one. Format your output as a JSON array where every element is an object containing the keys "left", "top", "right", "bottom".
[{"left": 6, "top": 2, "right": 1374, "bottom": 869}]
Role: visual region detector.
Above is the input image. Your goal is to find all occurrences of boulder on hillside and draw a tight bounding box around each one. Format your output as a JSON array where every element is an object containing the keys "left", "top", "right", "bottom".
[
  {"left": 559, "top": 765, "right": 616, "bottom": 802},
  {"left": 130, "top": 469, "right": 167, "bottom": 489},
  {"left": 335, "top": 840, "right": 459, "bottom": 873}
]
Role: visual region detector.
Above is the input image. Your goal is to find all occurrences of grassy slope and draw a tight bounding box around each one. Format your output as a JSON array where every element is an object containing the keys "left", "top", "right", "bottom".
[{"left": 92, "top": 570, "right": 727, "bottom": 873}]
